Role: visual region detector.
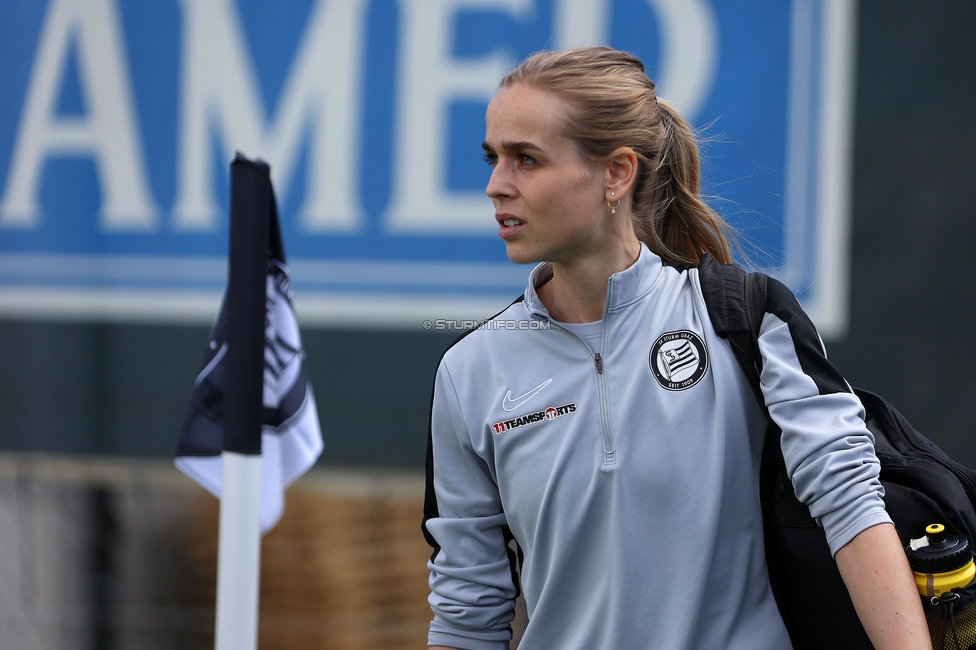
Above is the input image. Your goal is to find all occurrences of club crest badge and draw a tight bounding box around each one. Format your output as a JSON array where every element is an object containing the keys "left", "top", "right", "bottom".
[{"left": 649, "top": 330, "right": 708, "bottom": 391}]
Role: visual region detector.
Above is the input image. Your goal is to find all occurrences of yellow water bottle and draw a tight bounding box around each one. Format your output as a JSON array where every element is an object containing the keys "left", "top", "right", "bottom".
[
  {"left": 906, "top": 524, "right": 976, "bottom": 649},
  {"left": 906, "top": 524, "right": 976, "bottom": 598}
]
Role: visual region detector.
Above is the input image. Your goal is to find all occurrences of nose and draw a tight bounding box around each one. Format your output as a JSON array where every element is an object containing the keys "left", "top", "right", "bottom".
[{"left": 485, "top": 162, "right": 512, "bottom": 200}]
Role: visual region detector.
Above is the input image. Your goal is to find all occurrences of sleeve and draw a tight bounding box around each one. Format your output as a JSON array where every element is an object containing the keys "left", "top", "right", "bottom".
[
  {"left": 756, "top": 279, "right": 892, "bottom": 557},
  {"left": 423, "top": 361, "right": 517, "bottom": 649}
]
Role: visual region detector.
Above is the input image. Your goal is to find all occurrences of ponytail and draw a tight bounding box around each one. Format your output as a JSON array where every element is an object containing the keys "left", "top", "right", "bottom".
[
  {"left": 633, "top": 99, "right": 733, "bottom": 265},
  {"left": 502, "top": 47, "right": 736, "bottom": 266}
]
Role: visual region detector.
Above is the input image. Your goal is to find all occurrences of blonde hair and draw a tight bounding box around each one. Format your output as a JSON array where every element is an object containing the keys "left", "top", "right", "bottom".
[{"left": 500, "top": 47, "right": 733, "bottom": 265}]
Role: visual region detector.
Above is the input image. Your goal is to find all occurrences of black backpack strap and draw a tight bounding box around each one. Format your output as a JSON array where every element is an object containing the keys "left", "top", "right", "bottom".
[
  {"left": 698, "top": 255, "right": 804, "bottom": 643},
  {"left": 697, "top": 254, "right": 873, "bottom": 650},
  {"left": 697, "top": 254, "right": 768, "bottom": 414}
]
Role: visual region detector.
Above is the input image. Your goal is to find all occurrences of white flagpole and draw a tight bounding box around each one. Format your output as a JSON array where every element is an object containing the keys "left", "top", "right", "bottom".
[
  {"left": 214, "top": 452, "right": 263, "bottom": 650},
  {"left": 212, "top": 154, "right": 271, "bottom": 650}
]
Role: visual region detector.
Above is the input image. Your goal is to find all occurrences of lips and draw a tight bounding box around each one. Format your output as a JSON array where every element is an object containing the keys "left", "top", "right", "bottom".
[{"left": 496, "top": 214, "right": 525, "bottom": 239}]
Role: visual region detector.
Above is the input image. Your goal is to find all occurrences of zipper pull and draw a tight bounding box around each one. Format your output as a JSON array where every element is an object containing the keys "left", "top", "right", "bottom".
[{"left": 594, "top": 353, "right": 603, "bottom": 374}]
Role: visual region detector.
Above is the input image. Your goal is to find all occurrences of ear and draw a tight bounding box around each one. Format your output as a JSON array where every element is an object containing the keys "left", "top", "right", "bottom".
[{"left": 603, "top": 147, "right": 638, "bottom": 202}]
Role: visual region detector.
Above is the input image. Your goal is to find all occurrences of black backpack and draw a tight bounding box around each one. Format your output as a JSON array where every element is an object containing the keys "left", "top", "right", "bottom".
[{"left": 697, "top": 254, "right": 976, "bottom": 649}]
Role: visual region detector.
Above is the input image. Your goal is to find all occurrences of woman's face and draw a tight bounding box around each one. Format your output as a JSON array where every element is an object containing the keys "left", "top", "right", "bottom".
[{"left": 483, "top": 83, "right": 609, "bottom": 265}]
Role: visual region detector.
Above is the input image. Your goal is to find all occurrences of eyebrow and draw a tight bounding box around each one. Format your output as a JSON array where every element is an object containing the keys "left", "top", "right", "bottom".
[{"left": 481, "top": 140, "right": 544, "bottom": 154}]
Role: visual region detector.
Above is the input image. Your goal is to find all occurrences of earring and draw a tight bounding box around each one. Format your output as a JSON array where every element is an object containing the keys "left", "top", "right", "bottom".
[{"left": 608, "top": 199, "right": 621, "bottom": 214}]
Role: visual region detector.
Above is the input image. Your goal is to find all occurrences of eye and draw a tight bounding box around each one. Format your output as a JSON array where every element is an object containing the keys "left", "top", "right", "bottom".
[
  {"left": 482, "top": 151, "right": 497, "bottom": 167},
  {"left": 519, "top": 154, "right": 537, "bottom": 166}
]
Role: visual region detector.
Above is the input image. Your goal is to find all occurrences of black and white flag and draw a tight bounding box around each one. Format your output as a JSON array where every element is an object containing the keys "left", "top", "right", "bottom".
[
  {"left": 660, "top": 340, "right": 699, "bottom": 381},
  {"left": 175, "top": 200, "right": 322, "bottom": 534}
]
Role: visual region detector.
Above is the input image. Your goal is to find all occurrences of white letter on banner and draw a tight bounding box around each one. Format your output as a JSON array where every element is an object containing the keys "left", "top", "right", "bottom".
[
  {"left": 0, "top": 0, "right": 158, "bottom": 230},
  {"left": 384, "top": 0, "right": 532, "bottom": 233},
  {"left": 644, "top": 0, "right": 718, "bottom": 119},
  {"left": 552, "top": 0, "right": 610, "bottom": 48},
  {"left": 173, "top": 0, "right": 368, "bottom": 232}
]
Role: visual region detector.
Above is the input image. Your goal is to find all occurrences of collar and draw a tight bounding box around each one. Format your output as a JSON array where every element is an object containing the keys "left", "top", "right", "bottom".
[{"left": 524, "top": 243, "right": 664, "bottom": 319}]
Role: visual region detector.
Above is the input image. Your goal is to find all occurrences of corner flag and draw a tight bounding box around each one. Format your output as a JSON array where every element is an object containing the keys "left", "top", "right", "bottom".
[{"left": 174, "top": 154, "right": 323, "bottom": 534}]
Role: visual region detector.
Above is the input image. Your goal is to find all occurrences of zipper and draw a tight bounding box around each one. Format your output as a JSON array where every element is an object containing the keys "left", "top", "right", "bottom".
[
  {"left": 597, "top": 277, "right": 616, "bottom": 465},
  {"left": 594, "top": 339, "right": 615, "bottom": 465}
]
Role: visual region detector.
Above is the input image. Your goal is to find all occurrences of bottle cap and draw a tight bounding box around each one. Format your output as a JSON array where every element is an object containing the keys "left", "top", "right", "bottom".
[{"left": 906, "top": 524, "right": 973, "bottom": 575}]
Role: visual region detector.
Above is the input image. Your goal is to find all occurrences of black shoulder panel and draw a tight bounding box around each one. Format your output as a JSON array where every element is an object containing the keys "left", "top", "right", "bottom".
[{"left": 765, "top": 278, "right": 849, "bottom": 396}]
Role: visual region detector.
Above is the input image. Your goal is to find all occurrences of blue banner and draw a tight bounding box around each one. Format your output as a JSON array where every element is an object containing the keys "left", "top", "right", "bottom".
[{"left": 0, "top": 0, "right": 856, "bottom": 335}]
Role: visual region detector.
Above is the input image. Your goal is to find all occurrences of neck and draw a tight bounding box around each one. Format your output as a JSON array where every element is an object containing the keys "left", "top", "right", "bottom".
[{"left": 543, "top": 240, "right": 641, "bottom": 323}]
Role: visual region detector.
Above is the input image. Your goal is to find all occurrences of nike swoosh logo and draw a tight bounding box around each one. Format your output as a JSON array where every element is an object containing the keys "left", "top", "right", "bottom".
[{"left": 502, "top": 378, "right": 553, "bottom": 412}]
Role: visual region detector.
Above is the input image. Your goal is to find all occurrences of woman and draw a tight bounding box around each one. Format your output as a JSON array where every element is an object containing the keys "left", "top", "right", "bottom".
[{"left": 423, "top": 47, "right": 928, "bottom": 649}]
